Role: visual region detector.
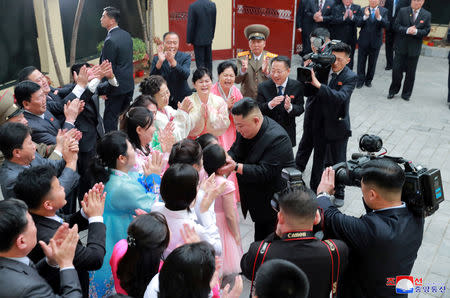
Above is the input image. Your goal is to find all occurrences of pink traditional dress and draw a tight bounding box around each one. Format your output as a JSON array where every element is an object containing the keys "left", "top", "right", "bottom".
[
  {"left": 187, "top": 92, "right": 230, "bottom": 140},
  {"left": 213, "top": 175, "right": 242, "bottom": 275},
  {"left": 210, "top": 82, "right": 243, "bottom": 202},
  {"left": 131, "top": 147, "right": 169, "bottom": 178},
  {"left": 154, "top": 105, "right": 192, "bottom": 142}
]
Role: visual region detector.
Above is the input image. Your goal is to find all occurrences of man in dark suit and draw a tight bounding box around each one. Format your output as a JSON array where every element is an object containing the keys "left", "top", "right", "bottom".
[
  {"left": 241, "top": 188, "right": 349, "bottom": 298},
  {"left": 17, "top": 66, "right": 88, "bottom": 123},
  {"left": 187, "top": 0, "right": 217, "bottom": 73},
  {"left": 100, "top": 6, "right": 134, "bottom": 132},
  {"left": 388, "top": 0, "right": 431, "bottom": 100},
  {"left": 384, "top": 0, "right": 411, "bottom": 70},
  {"left": 356, "top": 0, "right": 389, "bottom": 88},
  {"left": 0, "top": 123, "right": 79, "bottom": 214},
  {"left": 331, "top": 0, "right": 362, "bottom": 69},
  {"left": 316, "top": 160, "right": 424, "bottom": 297},
  {"left": 0, "top": 199, "right": 82, "bottom": 298},
  {"left": 14, "top": 166, "right": 106, "bottom": 298},
  {"left": 302, "top": 0, "right": 336, "bottom": 54},
  {"left": 304, "top": 42, "right": 357, "bottom": 207},
  {"left": 220, "top": 98, "right": 295, "bottom": 241},
  {"left": 150, "top": 32, "right": 192, "bottom": 109},
  {"left": 256, "top": 56, "right": 304, "bottom": 146},
  {"left": 15, "top": 81, "right": 82, "bottom": 145}
]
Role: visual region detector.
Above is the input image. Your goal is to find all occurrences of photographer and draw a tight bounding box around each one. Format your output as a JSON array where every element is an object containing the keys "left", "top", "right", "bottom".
[
  {"left": 297, "top": 41, "right": 357, "bottom": 208},
  {"left": 316, "top": 159, "right": 424, "bottom": 297},
  {"left": 241, "top": 188, "right": 348, "bottom": 298}
]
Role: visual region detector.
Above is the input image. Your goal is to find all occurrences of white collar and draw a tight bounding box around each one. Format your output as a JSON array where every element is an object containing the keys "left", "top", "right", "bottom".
[
  {"left": 329, "top": 68, "right": 344, "bottom": 77},
  {"left": 45, "top": 214, "right": 64, "bottom": 223},
  {"left": 412, "top": 8, "right": 421, "bottom": 14},
  {"left": 253, "top": 52, "right": 263, "bottom": 61},
  {"left": 108, "top": 26, "right": 119, "bottom": 34},
  {"left": 24, "top": 110, "right": 45, "bottom": 119},
  {"left": 276, "top": 77, "right": 289, "bottom": 89},
  {"left": 374, "top": 202, "right": 406, "bottom": 212},
  {"left": 5, "top": 256, "right": 30, "bottom": 266}
]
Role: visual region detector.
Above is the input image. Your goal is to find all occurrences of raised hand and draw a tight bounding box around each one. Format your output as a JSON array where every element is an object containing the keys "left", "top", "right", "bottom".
[
  {"left": 269, "top": 95, "right": 284, "bottom": 109},
  {"left": 364, "top": 7, "right": 370, "bottom": 17},
  {"left": 40, "top": 224, "right": 79, "bottom": 269},
  {"left": 64, "top": 98, "right": 82, "bottom": 123},
  {"left": 81, "top": 183, "right": 106, "bottom": 218},
  {"left": 157, "top": 44, "right": 166, "bottom": 62},
  {"left": 375, "top": 7, "right": 380, "bottom": 19},
  {"left": 159, "top": 122, "right": 175, "bottom": 153},
  {"left": 178, "top": 97, "right": 193, "bottom": 113},
  {"left": 284, "top": 95, "right": 292, "bottom": 111},
  {"left": 262, "top": 56, "right": 271, "bottom": 75},
  {"left": 74, "top": 65, "right": 89, "bottom": 88},
  {"left": 222, "top": 275, "right": 244, "bottom": 298},
  {"left": 241, "top": 55, "right": 249, "bottom": 73},
  {"left": 143, "top": 150, "right": 164, "bottom": 176},
  {"left": 100, "top": 60, "right": 115, "bottom": 79},
  {"left": 180, "top": 224, "right": 201, "bottom": 244}
]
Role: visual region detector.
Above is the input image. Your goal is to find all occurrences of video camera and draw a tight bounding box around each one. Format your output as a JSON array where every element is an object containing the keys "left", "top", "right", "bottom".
[
  {"left": 297, "top": 40, "right": 340, "bottom": 83},
  {"left": 332, "top": 134, "right": 445, "bottom": 217}
]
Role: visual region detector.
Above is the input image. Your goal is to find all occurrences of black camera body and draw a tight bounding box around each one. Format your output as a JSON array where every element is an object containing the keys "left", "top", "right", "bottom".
[
  {"left": 271, "top": 168, "right": 305, "bottom": 212},
  {"left": 297, "top": 40, "right": 340, "bottom": 83},
  {"left": 333, "top": 135, "right": 444, "bottom": 217}
]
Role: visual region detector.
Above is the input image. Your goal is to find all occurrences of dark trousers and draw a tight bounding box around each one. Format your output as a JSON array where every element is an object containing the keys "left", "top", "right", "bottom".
[
  {"left": 357, "top": 46, "right": 381, "bottom": 84},
  {"left": 324, "top": 139, "right": 348, "bottom": 200},
  {"left": 77, "top": 150, "right": 96, "bottom": 203},
  {"left": 194, "top": 44, "right": 213, "bottom": 73},
  {"left": 348, "top": 42, "right": 356, "bottom": 70},
  {"left": 301, "top": 28, "right": 313, "bottom": 55},
  {"left": 295, "top": 100, "right": 314, "bottom": 171},
  {"left": 385, "top": 29, "right": 395, "bottom": 68},
  {"left": 254, "top": 218, "right": 277, "bottom": 241},
  {"left": 104, "top": 91, "right": 133, "bottom": 133},
  {"left": 389, "top": 53, "right": 419, "bottom": 98}
]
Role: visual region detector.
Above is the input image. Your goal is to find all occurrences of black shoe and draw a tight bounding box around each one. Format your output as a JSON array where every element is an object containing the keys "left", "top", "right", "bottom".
[
  {"left": 387, "top": 93, "right": 395, "bottom": 99},
  {"left": 385, "top": 66, "right": 392, "bottom": 70},
  {"left": 365, "top": 82, "right": 372, "bottom": 87},
  {"left": 333, "top": 198, "right": 345, "bottom": 208},
  {"left": 401, "top": 96, "right": 410, "bottom": 101},
  {"left": 356, "top": 82, "right": 363, "bottom": 89}
]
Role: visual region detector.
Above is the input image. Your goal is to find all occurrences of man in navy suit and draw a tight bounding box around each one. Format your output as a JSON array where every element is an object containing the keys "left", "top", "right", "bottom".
[
  {"left": 356, "top": 0, "right": 389, "bottom": 88},
  {"left": 15, "top": 81, "right": 82, "bottom": 145},
  {"left": 316, "top": 159, "right": 424, "bottom": 297},
  {"left": 100, "top": 6, "right": 134, "bottom": 132},
  {"left": 304, "top": 42, "right": 357, "bottom": 207},
  {"left": 388, "top": 0, "right": 431, "bottom": 100},
  {"left": 331, "top": 0, "right": 362, "bottom": 70},
  {"left": 187, "top": 0, "right": 217, "bottom": 73},
  {"left": 150, "top": 32, "right": 192, "bottom": 109},
  {"left": 256, "top": 56, "right": 305, "bottom": 147},
  {"left": 384, "top": 0, "right": 411, "bottom": 70}
]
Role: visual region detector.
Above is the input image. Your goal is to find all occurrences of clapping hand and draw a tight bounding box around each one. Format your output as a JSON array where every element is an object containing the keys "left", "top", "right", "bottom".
[
  {"left": 269, "top": 95, "right": 284, "bottom": 109},
  {"left": 157, "top": 44, "right": 166, "bottom": 62},
  {"left": 159, "top": 122, "right": 175, "bottom": 153},
  {"left": 64, "top": 98, "right": 83, "bottom": 123},
  {"left": 143, "top": 150, "right": 164, "bottom": 176},
  {"left": 81, "top": 183, "right": 106, "bottom": 218},
  {"left": 241, "top": 55, "right": 249, "bottom": 73},
  {"left": 364, "top": 7, "right": 370, "bottom": 17},
  {"left": 375, "top": 7, "right": 380, "bottom": 19},
  {"left": 178, "top": 97, "right": 193, "bottom": 113},
  {"left": 73, "top": 65, "right": 89, "bottom": 88},
  {"left": 200, "top": 173, "right": 227, "bottom": 213},
  {"left": 40, "top": 224, "right": 79, "bottom": 269},
  {"left": 262, "top": 56, "right": 271, "bottom": 75},
  {"left": 317, "top": 166, "right": 336, "bottom": 195},
  {"left": 284, "top": 95, "right": 292, "bottom": 111},
  {"left": 180, "top": 224, "right": 201, "bottom": 244}
]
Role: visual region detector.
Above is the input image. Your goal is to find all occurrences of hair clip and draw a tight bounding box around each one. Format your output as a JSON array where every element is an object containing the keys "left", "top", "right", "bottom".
[{"left": 127, "top": 235, "right": 136, "bottom": 248}]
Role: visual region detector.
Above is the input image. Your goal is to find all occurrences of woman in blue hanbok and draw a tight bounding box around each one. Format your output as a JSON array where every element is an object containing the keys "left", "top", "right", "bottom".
[{"left": 88, "top": 131, "right": 163, "bottom": 297}]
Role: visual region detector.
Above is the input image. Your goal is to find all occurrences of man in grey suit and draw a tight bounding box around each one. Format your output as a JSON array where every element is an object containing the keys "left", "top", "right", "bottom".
[
  {"left": 0, "top": 199, "right": 83, "bottom": 298},
  {"left": 15, "top": 80, "right": 82, "bottom": 145},
  {"left": 0, "top": 123, "right": 79, "bottom": 211}
]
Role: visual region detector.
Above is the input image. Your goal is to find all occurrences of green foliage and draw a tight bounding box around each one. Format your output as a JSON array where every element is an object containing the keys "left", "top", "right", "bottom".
[{"left": 96, "top": 37, "right": 147, "bottom": 62}]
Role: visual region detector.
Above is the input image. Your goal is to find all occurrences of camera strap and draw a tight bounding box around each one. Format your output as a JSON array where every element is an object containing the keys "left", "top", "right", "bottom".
[
  {"left": 322, "top": 239, "right": 341, "bottom": 298},
  {"left": 250, "top": 240, "right": 272, "bottom": 297}
]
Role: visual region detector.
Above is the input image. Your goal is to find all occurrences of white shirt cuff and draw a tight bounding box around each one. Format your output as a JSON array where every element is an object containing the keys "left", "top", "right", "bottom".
[
  {"left": 88, "top": 78, "right": 100, "bottom": 93},
  {"left": 268, "top": 102, "right": 274, "bottom": 110},
  {"left": 363, "top": 15, "right": 369, "bottom": 20},
  {"left": 72, "top": 84, "right": 86, "bottom": 98},
  {"left": 53, "top": 149, "right": 62, "bottom": 157},
  {"left": 45, "top": 257, "right": 59, "bottom": 268},
  {"left": 80, "top": 208, "right": 103, "bottom": 223},
  {"left": 108, "top": 76, "right": 119, "bottom": 87},
  {"left": 240, "top": 69, "right": 247, "bottom": 75},
  {"left": 60, "top": 266, "right": 75, "bottom": 271},
  {"left": 377, "top": 16, "right": 382, "bottom": 21},
  {"left": 287, "top": 105, "right": 293, "bottom": 113}
]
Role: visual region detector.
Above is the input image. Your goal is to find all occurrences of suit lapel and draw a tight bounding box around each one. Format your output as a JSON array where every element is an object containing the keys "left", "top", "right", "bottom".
[
  {"left": 249, "top": 54, "right": 262, "bottom": 72},
  {"left": 0, "top": 258, "right": 35, "bottom": 275},
  {"left": 44, "top": 110, "right": 59, "bottom": 131},
  {"left": 32, "top": 213, "right": 62, "bottom": 230}
]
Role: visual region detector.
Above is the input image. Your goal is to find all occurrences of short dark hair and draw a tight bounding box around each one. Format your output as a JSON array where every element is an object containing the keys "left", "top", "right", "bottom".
[
  {"left": 14, "top": 80, "right": 41, "bottom": 108},
  {"left": 310, "top": 27, "right": 330, "bottom": 40},
  {"left": 0, "top": 122, "right": 31, "bottom": 160},
  {"left": 192, "top": 67, "right": 212, "bottom": 84},
  {"left": 0, "top": 199, "right": 29, "bottom": 252},
  {"left": 231, "top": 97, "right": 260, "bottom": 118},
  {"left": 14, "top": 165, "right": 57, "bottom": 210},
  {"left": 17, "top": 66, "right": 37, "bottom": 82},
  {"left": 130, "top": 94, "right": 158, "bottom": 109},
  {"left": 168, "top": 139, "right": 203, "bottom": 166},
  {"left": 158, "top": 242, "right": 216, "bottom": 298},
  {"left": 331, "top": 41, "right": 352, "bottom": 57},
  {"left": 160, "top": 164, "right": 199, "bottom": 211},
  {"left": 163, "top": 31, "right": 179, "bottom": 40},
  {"left": 255, "top": 259, "right": 310, "bottom": 298},
  {"left": 278, "top": 188, "right": 318, "bottom": 223},
  {"left": 120, "top": 107, "right": 154, "bottom": 150},
  {"left": 70, "top": 63, "right": 90, "bottom": 77},
  {"left": 361, "top": 159, "right": 405, "bottom": 193},
  {"left": 271, "top": 55, "right": 291, "bottom": 68},
  {"left": 195, "top": 133, "right": 218, "bottom": 149},
  {"left": 140, "top": 75, "right": 167, "bottom": 97},
  {"left": 217, "top": 60, "right": 238, "bottom": 76},
  {"left": 202, "top": 144, "right": 226, "bottom": 176},
  {"left": 103, "top": 6, "right": 120, "bottom": 23},
  {"left": 117, "top": 212, "right": 170, "bottom": 297}
]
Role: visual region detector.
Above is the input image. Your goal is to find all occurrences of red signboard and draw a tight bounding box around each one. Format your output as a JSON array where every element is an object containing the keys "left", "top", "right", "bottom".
[{"left": 234, "top": 0, "right": 298, "bottom": 58}]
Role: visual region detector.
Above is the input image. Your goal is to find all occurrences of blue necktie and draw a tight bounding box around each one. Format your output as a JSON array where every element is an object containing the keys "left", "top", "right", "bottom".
[
  {"left": 371, "top": 9, "right": 375, "bottom": 19},
  {"left": 277, "top": 86, "right": 283, "bottom": 96}
]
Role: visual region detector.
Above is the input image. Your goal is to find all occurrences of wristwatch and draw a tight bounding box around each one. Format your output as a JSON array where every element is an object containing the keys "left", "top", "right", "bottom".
[
  {"left": 317, "top": 191, "right": 330, "bottom": 197},
  {"left": 234, "top": 163, "right": 239, "bottom": 172}
]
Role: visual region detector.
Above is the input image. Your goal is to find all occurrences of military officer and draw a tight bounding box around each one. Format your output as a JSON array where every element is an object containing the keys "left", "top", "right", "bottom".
[{"left": 235, "top": 24, "right": 278, "bottom": 99}]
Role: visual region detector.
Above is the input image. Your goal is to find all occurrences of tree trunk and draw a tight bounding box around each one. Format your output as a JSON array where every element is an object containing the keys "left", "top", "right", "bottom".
[
  {"left": 147, "top": 0, "right": 154, "bottom": 57},
  {"left": 136, "top": 0, "right": 151, "bottom": 58},
  {"left": 43, "top": 0, "right": 64, "bottom": 86},
  {"left": 69, "top": 0, "right": 86, "bottom": 68}
]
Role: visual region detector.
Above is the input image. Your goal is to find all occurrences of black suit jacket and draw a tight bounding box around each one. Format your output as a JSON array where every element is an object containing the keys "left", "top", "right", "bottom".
[
  {"left": 331, "top": 3, "right": 362, "bottom": 44},
  {"left": 241, "top": 232, "right": 349, "bottom": 298},
  {"left": 309, "top": 66, "right": 357, "bottom": 141},
  {"left": 256, "top": 78, "right": 305, "bottom": 146},
  {"left": 29, "top": 212, "right": 106, "bottom": 298},
  {"left": 384, "top": 0, "right": 411, "bottom": 29},
  {"left": 150, "top": 51, "right": 193, "bottom": 107},
  {"left": 100, "top": 27, "right": 134, "bottom": 96},
  {"left": 228, "top": 117, "right": 295, "bottom": 222},
  {"left": 187, "top": 0, "right": 217, "bottom": 46},
  {"left": 317, "top": 194, "right": 424, "bottom": 297},
  {"left": 393, "top": 7, "right": 431, "bottom": 57},
  {"left": 357, "top": 6, "right": 389, "bottom": 49},
  {"left": 304, "top": 0, "right": 336, "bottom": 32},
  {"left": 24, "top": 110, "right": 75, "bottom": 145},
  {"left": 47, "top": 89, "right": 77, "bottom": 123},
  {"left": 0, "top": 257, "right": 82, "bottom": 297}
]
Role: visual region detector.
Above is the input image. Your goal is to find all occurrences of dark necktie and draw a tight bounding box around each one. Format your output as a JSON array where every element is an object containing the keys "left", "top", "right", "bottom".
[
  {"left": 329, "top": 73, "right": 338, "bottom": 87},
  {"left": 277, "top": 86, "right": 284, "bottom": 96},
  {"left": 319, "top": 0, "right": 323, "bottom": 10}
]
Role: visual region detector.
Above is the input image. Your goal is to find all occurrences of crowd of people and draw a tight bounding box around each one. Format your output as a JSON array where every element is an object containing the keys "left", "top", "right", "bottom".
[{"left": 0, "top": 0, "right": 433, "bottom": 297}]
